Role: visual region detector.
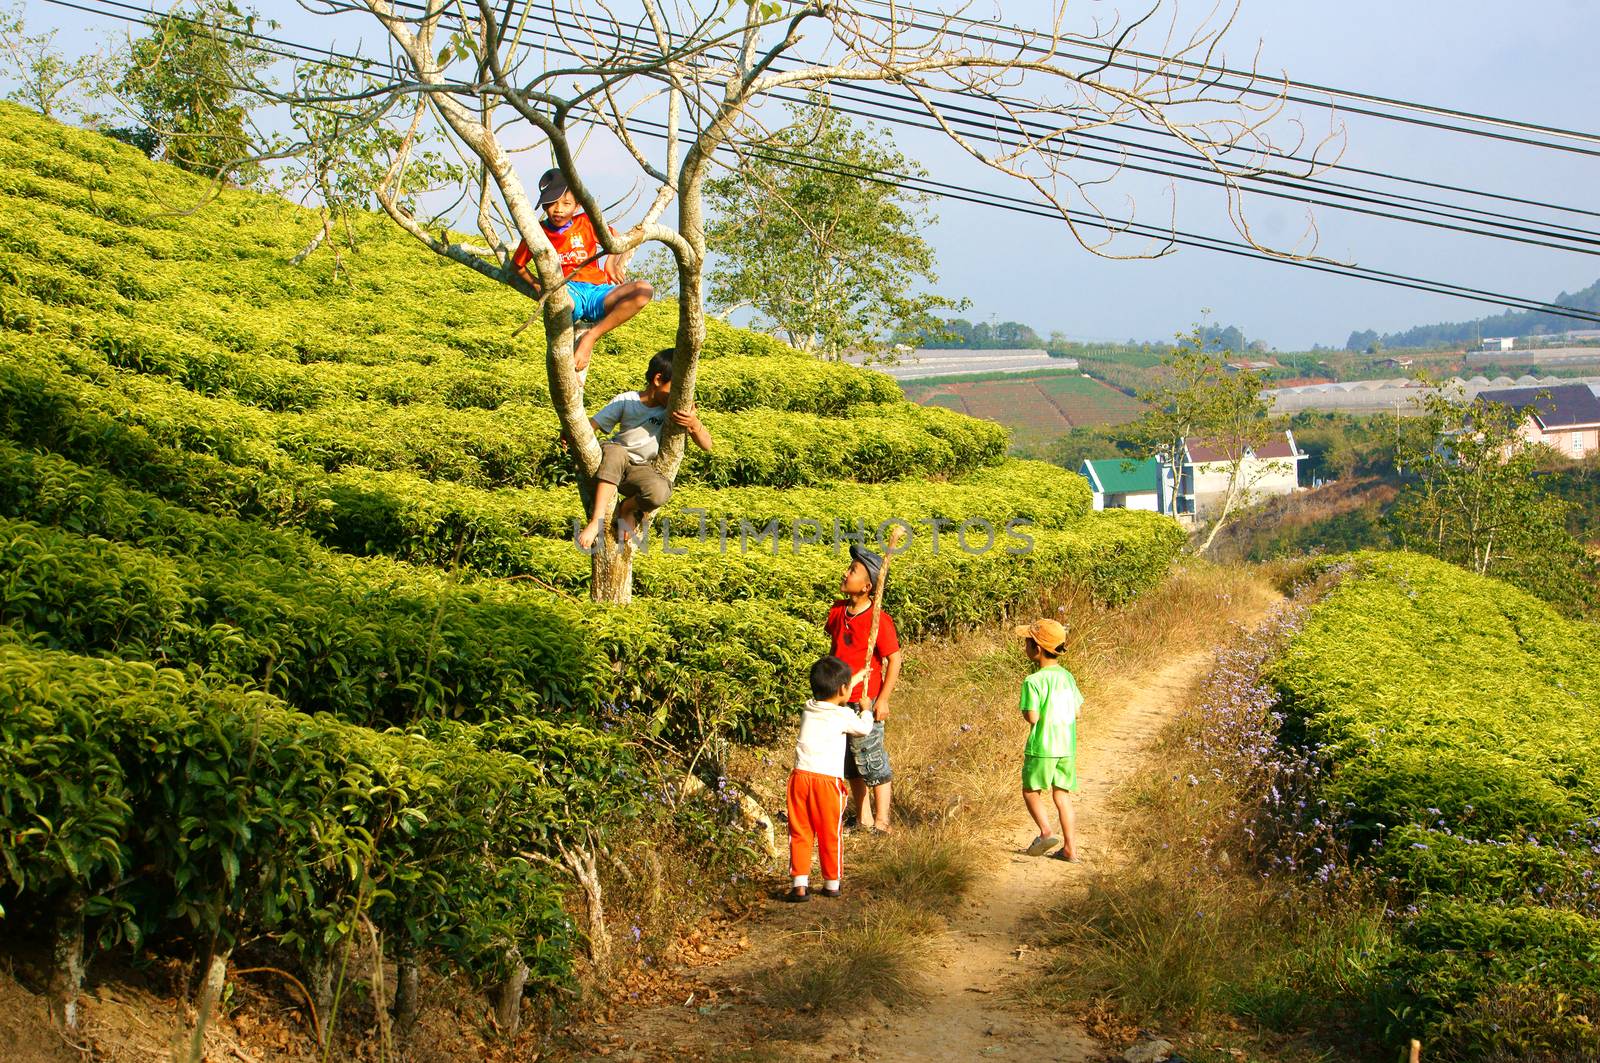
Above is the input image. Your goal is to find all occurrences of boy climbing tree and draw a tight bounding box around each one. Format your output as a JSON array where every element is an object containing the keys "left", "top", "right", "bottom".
[
  {"left": 577, "top": 350, "right": 712, "bottom": 551},
  {"left": 511, "top": 167, "right": 654, "bottom": 381}
]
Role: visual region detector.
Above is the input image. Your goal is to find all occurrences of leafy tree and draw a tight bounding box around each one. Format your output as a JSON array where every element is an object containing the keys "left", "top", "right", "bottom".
[
  {"left": 1391, "top": 387, "right": 1599, "bottom": 616},
  {"left": 277, "top": 62, "right": 463, "bottom": 273},
  {"left": 0, "top": 2, "right": 94, "bottom": 120},
  {"left": 111, "top": 3, "right": 269, "bottom": 181},
  {"left": 705, "top": 98, "right": 962, "bottom": 361},
  {"left": 1198, "top": 323, "right": 1247, "bottom": 352},
  {"left": 629, "top": 245, "right": 680, "bottom": 301},
  {"left": 1121, "top": 325, "right": 1283, "bottom": 554}
]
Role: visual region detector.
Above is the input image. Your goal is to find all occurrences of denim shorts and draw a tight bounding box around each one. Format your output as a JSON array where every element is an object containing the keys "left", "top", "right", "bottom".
[
  {"left": 843, "top": 715, "right": 893, "bottom": 786},
  {"left": 567, "top": 280, "right": 615, "bottom": 322}
]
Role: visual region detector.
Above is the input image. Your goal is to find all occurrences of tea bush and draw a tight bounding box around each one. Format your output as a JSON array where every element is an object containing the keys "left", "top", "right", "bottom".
[
  {"left": 0, "top": 633, "right": 596, "bottom": 994},
  {"left": 1269, "top": 551, "right": 1600, "bottom": 1055},
  {"left": 0, "top": 339, "right": 1001, "bottom": 491}
]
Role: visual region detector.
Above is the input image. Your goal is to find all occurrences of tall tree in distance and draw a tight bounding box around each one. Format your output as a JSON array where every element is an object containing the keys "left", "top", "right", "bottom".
[
  {"left": 111, "top": 3, "right": 269, "bottom": 181},
  {"left": 705, "top": 97, "right": 962, "bottom": 361},
  {"left": 1392, "top": 386, "right": 1598, "bottom": 616},
  {"left": 1122, "top": 324, "right": 1282, "bottom": 555},
  {"left": 278, "top": 61, "right": 464, "bottom": 273},
  {"left": 0, "top": 1, "right": 95, "bottom": 120}
]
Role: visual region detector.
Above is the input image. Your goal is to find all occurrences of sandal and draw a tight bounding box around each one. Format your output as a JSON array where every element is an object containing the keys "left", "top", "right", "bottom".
[
  {"left": 1051, "top": 848, "right": 1079, "bottom": 863},
  {"left": 782, "top": 886, "right": 810, "bottom": 903},
  {"left": 1025, "top": 834, "right": 1061, "bottom": 856},
  {"left": 819, "top": 886, "right": 842, "bottom": 898}
]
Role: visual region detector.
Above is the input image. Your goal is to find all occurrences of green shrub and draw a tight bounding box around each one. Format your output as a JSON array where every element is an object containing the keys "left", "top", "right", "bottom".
[
  {"left": 0, "top": 635, "right": 603, "bottom": 992},
  {"left": 0, "top": 97, "right": 1188, "bottom": 1014},
  {"left": 1269, "top": 550, "right": 1600, "bottom": 1054}
]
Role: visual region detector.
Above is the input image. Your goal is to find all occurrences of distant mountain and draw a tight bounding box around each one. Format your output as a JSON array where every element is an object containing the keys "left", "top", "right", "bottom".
[{"left": 1345, "top": 278, "right": 1600, "bottom": 351}]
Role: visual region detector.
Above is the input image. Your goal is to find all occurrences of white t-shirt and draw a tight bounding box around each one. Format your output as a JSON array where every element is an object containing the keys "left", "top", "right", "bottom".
[
  {"left": 592, "top": 391, "right": 668, "bottom": 463},
  {"left": 794, "top": 699, "right": 875, "bottom": 777}
]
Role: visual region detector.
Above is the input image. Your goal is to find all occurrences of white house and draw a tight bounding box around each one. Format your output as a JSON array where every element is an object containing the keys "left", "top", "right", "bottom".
[
  {"left": 1079, "top": 457, "right": 1166, "bottom": 512},
  {"left": 1172, "top": 431, "right": 1306, "bottom": 520},
  {"left": 1481, "top": 337, "right": 1516, "bottom": 352}
]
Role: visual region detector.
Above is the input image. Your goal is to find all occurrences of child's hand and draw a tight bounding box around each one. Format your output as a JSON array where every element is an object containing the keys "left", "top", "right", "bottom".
[{"left": 670, "top": 408, "right": 701, "bottom": 431}]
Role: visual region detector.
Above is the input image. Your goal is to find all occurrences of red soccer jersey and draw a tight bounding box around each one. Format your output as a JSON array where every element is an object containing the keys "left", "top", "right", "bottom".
[
  {"left": 825, "top": 601, "right": 900, "bottom": 703},
  {"left": 512, "top": 212, "right": 613, "bottom": 286}
]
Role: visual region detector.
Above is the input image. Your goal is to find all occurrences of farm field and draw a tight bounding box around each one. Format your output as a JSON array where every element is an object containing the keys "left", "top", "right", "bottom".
[{"left": 902, "top": 369, "right": 1146, "bottom": 446}]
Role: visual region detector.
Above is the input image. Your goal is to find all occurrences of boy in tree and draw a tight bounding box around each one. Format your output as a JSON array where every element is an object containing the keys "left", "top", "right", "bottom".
[
  {"left": 1014, "top": 618, "right": 1084, "bottom": 861},
  {"left": 576, "top": 350, "right": 711, "bottom": 551},
  {"left": 784, "top": 655, "right": 876, "bottom": 902},
  {"left": 511, "top": 167, "right": 654, "bottom": 380},
  {"left": 824, "top": 545, "right": 902, "bottom": 833}
]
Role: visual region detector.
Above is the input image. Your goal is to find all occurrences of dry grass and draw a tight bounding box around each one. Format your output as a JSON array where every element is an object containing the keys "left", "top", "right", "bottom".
[
  {"left": 727, "top": 561, "right": 1291, "bottom": 1034},
  {"left": 857, "top": 559, "right": 1282, "bottom": 834},
  {"left": 761, "top": 903, "right": 936, "bottom": 1013},
  {"left": 854, "top": 827, "right": 980, "bottom": 912}
]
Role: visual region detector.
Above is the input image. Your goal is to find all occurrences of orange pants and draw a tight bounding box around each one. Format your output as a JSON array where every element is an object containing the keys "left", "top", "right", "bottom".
[{"left": 787, "top": 769, "right": 847, "bottom": 882}]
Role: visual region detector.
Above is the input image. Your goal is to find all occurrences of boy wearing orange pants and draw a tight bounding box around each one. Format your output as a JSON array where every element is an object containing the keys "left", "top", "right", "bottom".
[{"left": 785, "top": 656, "right": 876, "bottom": 903}]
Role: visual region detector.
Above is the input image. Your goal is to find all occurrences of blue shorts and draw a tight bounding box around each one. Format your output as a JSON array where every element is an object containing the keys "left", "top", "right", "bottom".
[
  {"left": 843, "top": 715, "right": 893, "bottom": 786},
  {"left": 567, "top": 280, "right": 615, "bottom": 323}
]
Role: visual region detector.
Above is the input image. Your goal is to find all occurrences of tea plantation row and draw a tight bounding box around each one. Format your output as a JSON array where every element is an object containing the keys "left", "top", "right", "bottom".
[{"left": 1271, "top": 552, "right": 1600, "bottom": 1056}]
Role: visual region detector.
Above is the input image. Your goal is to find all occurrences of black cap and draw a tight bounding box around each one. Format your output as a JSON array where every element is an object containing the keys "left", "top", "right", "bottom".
[
  {"left": 537, "top": 167, "right": 569, "bottom": 206},
  {"left": 849, "top": 544, "right": 885, "bottom": 589}
]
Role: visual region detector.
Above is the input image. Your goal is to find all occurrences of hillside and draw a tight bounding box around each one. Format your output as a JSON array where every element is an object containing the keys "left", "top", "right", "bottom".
[
  {"left": 1267, "top": 552, "right": 1600, "bottom": 1053},
  {"left": 1345, "top": 277, "right": 1600, "bottom": 350},
  {"left": 0, "top": 100, "right": 1186, "bottom": 1053}
]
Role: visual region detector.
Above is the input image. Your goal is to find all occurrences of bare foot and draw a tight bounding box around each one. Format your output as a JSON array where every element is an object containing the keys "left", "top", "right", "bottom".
[
  {"left": 613, "top": 513, "right": 645, "bottom": 545},
  {"left": 574, "top": 328, "right": 595, "bottom": 371},
  {"left": 576, "top": 521, "right": 601, "bottom": 551}
]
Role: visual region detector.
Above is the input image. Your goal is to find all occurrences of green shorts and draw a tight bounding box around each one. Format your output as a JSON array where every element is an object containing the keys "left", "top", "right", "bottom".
[{"left": 1022, "top": 755, "right": 1077, "bottom": 792}]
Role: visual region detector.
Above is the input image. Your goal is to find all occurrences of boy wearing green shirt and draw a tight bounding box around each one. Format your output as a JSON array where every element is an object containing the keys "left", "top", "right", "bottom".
[{"left": 1014, "top": 618, "right": 1084, "bottom": 861}]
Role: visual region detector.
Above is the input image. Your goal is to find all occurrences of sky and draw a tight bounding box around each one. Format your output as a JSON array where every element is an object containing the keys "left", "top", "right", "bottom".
[{"left": 13, "top": 0, "right": 1600, "bottom": 349}]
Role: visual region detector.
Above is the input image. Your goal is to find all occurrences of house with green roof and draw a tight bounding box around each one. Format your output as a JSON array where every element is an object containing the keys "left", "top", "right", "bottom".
[{"left": 1079, "top": 456, "right": 1167, "bottom": 512}]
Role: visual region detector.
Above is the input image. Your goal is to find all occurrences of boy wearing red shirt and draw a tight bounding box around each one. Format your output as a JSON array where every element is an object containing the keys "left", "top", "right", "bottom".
[
  {"left": 824, "top": 545, "right": 903, "bottom": 833},
  {"left": 511, "top": 168, "right": 654, "bottom": 380}
]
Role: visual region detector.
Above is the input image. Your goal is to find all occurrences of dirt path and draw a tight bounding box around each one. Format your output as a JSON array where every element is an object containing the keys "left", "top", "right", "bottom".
[
  {"left": 579, "top": 644, "right": 1222, "bottom": 1062},
  {"left": 853, "top": 648, "right": 1215, "bottom": 1063}
]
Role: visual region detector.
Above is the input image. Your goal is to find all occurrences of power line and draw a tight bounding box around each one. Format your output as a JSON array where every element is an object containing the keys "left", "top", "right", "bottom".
[
  {"left": 848, "top": 0, "right": 1600, "bottom": 157},
  {"left": 442, "top": 1, "right": 1600, "bottom": 254},
  {"left": 44, "top": 0, "right": 1600, "bottom": 325},
  {"left": 617, "top": 113, "right": 1600, "bottom": 326},
  {"left": 490, "top": 0, "right": 1600, "bottom": 239},
  {"left": 393, "top": 0, "right": 1600, "bottom": 257},
  {"left": 766, "top": 82, "right": 1600, "bottom": 257}
]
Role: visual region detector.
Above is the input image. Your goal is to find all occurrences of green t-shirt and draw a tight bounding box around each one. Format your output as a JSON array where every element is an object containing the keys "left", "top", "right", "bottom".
[{"left": 1019, "top": 664, "right": 1083, "bottom": 758}]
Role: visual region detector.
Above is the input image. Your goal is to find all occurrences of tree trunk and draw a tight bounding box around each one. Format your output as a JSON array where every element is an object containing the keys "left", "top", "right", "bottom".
[
  {"left": 185, "top": 945, "right": 231, "bottom": 1063},
  {"left": 590, "top": 537, "right": 636, "bottom": 604},
  {"left": 490, "top": 951, "right": 528, "bottom": 1035},
  {"left": 561, "top": 842, "right": 612, "bottom": 978},
  {"left": 308, "top": 953, "right": 337, "bottom": 1048},
  {"left": 392, "top": 944, "right": 421, "bottom": 1035},
  {"left": 48, "top": 887, "right": 86, "bottom": 1031},
  {"left": 289, "top": 208, "right": 332, "bottom": 266}
]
